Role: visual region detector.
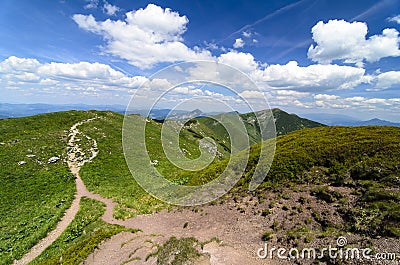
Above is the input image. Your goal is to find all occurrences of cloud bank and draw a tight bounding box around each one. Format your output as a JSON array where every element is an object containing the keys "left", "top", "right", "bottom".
[
  {"left": 73, "top": 4, "right": 213, "bottom": 69},
  {"left": 308, "top": 19, "right": 400, "bottom": 67}
]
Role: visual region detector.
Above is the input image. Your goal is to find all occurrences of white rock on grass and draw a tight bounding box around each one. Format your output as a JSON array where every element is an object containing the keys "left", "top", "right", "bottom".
[
  {"left": 48, "top": 157, "right": 60, "bottom": 164},
  {"left": 26, "top": 154, "right": 36, "bottom": 158},
  {"left": 18, "top": 161, "right": 27, "bottom": 165}
]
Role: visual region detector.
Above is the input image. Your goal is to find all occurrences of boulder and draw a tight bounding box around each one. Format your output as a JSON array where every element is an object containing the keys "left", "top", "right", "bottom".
[{"left": 48, "top": 156, "right": 60, "bottom": 164}]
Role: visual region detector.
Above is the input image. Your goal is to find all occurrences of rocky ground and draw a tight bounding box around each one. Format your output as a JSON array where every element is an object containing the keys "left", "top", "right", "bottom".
[{"left": 83, "top": 184, "right": 400, "bottom": 265}]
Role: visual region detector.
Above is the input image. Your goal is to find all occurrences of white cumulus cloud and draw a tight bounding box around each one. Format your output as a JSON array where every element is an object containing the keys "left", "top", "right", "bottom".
[
  {"left": 217, "top": 50, "right": 259, "bottom": 73},
  {"left": 374, "top": 71, "right": 400, "bottom": 89},
  {"left": 308, "top": 19, "right": 400, "bottom": 66},
  {"left": 314, "top": 94, "right": 340, "bottom": 101},
  {"left": 387, "top": 14, "right": 400, "bottom": 24},
  {"left": 72, "top": 4, "right": 213, "bottom": 69},
  {"left": 103, "top": 1, "right": 120, "bottom": 16},
  {"left": 251, "top": 61, "right": 366, "bottom": 91},
  {"left": 233, "top": 38, "right": 244, "bottom": 48},
  {"left": 84, "top": 0, "right": 99, "bottom": 9},
  {"left": 275, "top": 90, "right": 309, "bottom": 98},
  {"left": 0, "top": 56, "right": 41, "bottom": 73},
  {"left": 242, "top": 31, "right": 251, "bottom": 38},
  {"left": 0, "top": 56, "right": 147, "bottom": 92},
  {"left": 312, "top": 94, "right": 400, "bottom": 110},
  {"left": 239, "top": 90, "right": 265, "bottom": 99}
]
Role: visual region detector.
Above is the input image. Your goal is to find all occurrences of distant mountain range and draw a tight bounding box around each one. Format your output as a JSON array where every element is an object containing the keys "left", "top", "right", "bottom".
[
  {"left": 1, "top": 103, "right": 399, "bottom": 128},
  {"left": 340, "top": 118, "right": 400, "bottom": 127},
  {"left": 0, "top": 103, "right": 212, "bottom": 120},
  {"left": 0, "top": 103, "right": 126, "bottom": 118},
  {"left": 129, "top": 108, "right": 202, "bottom": 120},
  {"left": 302, "top": 113, "right": 400, "bottom": 127}
]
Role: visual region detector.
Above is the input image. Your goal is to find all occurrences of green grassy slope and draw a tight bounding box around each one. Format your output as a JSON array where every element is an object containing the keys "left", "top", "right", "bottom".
[
  {"left": 270, "top": 108, "right": 324, "bottom": 135},
  {"left": 187, "top": 108, "right": 324, "bottom": 151},
  {"left": 76, "top": 110, "right": 323, "bottom": 217},
  {"left": 0, "top": 111, "right": 95, "bottom": 264},
  {"left": 78, "top": 112, "right": 231, "bottom": 217},
  {"left": 30, "top": 197, "right": 131, "bottom": 265},
  {"left": 185, "top": 126, "right": 400, "bottom": 237},
  {"left": 78, "top": 112, "right": 167, "bottom": 217}
]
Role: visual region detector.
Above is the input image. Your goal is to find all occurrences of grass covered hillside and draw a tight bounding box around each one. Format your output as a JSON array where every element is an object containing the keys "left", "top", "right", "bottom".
[
  {"left": 0, "top": 111, "right": 95, "bottom": 264},
  {"left": 270, "top": 108, "right": 324, "bottom": 135},
  {"left": 77, "top": 109, "right": 322, "bottom": 216},
  {"left": 186, "top": 108, "right": 324, "bottom": 151},
  {"left": 78, "top": 111, "right": 233, "bottom": 218},
  {"left": 2, "top": 110, "right": 398, "bottom": 264},
  {"left": 184, "top": 126, "right": 400, "bottom": 238}
]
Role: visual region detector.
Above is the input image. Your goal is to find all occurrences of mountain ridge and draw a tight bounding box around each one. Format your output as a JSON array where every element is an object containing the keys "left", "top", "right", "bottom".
[{"left": 302, "top": 112, "right": 400, "bottom": 127}]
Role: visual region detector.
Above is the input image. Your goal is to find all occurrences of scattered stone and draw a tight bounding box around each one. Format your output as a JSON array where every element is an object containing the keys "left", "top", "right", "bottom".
[
  {"left": 18, "top": 161, "right": 27, "bottom": 165},
  {"left": 11, "top": 139, "right": 19, "bottom": 143},
  {"left": 26, "top": 154, "right": 36, "bottom": 158},
  {"left": 0, "top": 142, "right": 5, "bottom": 145},
  {"left": 182, "top": 148, "right": 191, "bottom": 156},
  {"left": 150, "top": 160, "right": 159, "bottom": 166},
  {"left": 48, "top": 156, "right": 60, "bottom": 164}
]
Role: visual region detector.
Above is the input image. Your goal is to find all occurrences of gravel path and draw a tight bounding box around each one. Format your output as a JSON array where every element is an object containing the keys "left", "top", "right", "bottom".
[
  {"left": 12, "top": 190, "right": 82, "bottom": 265},
  {"left": 13, "top": 118, "right": 102, "bottom": 265}
]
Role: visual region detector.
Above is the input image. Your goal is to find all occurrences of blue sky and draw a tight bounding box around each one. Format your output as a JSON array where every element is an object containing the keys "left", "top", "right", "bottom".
[{"left": 0, "top": 0, "right": 400, "bottom": 121}]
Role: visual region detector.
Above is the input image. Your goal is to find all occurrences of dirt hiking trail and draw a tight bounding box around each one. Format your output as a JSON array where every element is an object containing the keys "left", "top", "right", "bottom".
[{"left": 13, "top": 118, "right": 111, "bottom": 264}]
